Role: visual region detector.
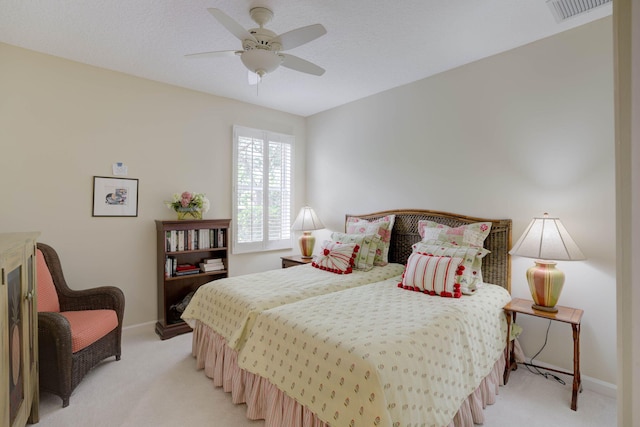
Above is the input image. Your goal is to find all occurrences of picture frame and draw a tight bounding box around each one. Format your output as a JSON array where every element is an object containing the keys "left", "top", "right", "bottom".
[{"left": 92, "top": 176, "right": 139, "bottom": 217}]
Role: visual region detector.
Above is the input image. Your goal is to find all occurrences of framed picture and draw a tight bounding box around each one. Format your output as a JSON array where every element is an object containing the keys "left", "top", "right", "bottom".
[{"left": 92, "top": 176, "right": 139, "bottom": 217}]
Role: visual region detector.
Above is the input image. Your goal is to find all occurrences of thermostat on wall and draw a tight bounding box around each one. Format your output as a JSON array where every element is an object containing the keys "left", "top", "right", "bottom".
[{"left": 112, "top": 162, "right": 128, "bottom": 176}]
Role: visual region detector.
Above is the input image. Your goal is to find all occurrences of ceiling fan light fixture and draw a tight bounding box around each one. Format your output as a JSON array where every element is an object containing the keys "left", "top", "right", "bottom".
[{"left": 240, "top": 49, "right": 283, "bottom": 76}]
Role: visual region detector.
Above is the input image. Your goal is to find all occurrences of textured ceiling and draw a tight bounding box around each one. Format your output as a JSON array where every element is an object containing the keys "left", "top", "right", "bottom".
[{"left": 0, "top": 0, "right": 611, "bottom": 117}]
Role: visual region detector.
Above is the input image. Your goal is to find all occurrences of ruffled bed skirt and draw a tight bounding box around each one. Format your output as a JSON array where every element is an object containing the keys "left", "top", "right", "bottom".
[{"left": 191, "top": 321, "right": 508, "bottom": 427}]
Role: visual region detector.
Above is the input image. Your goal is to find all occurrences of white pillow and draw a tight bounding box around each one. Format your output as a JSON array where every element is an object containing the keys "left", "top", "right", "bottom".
[
  {"left": 418, "top": 220, "right": 492, "bottom": 248},
  {"left": 312, "top": 241, "right": 359, "bottom": 274},
  {"left": 346, "top": 215, "right": 395, "bottom": 266}
]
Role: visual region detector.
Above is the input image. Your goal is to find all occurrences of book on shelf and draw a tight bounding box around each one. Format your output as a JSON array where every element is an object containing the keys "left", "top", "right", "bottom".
[
  {"left": 177, "top": 230, "right": 185, "bottom": 251},
  {"left": 198, "top": 229, "right": 210, "bottom": 249},
  {"left": 165, "top": 256, "right": 178, "bottom": 278},
  {"left": 165, "top": 230, "right": 178, "bottom": 252},
  {"left": 165, "top": 228, "right": 227, "bottom": 252},
  {"left": 199, "top": 262, "right": 225, "bottom": 272},
  {"left": 175, "top": 269, "right": 201, "bottom": 276},
  {"left": 202, "top": 258, "right": 224, "bottom": 264},
  {"left": 176, "top": 263, "right": 197, "bottom": 271},
  {"left": 204, "top": 229, "right": 225, "bottom": 249},
  {"left": 171, "top": 263, "right": 199, "bottom": 277}
]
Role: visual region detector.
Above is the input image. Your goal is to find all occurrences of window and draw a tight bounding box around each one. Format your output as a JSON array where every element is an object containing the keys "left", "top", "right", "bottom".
[{"left": 232, "top": 125, "right": 294, "bottom": 254}]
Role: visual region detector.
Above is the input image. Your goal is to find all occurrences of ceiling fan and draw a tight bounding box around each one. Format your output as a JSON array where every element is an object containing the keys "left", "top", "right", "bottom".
[{"left": 187, "top": 7, "right": 327, "bottom": 83}]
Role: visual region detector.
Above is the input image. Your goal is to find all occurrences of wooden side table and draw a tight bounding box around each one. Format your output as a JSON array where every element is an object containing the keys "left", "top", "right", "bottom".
[
  {"left": 503, "top": 297, "right": 584, "bottom": 411},
  {"left": 281, "top": 255, "right": 314, "bottom": 268}
]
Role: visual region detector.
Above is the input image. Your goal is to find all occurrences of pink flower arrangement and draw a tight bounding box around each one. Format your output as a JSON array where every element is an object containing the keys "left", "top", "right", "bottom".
[{"left": 165, "top": 191, "right": 210, "bottom": 213}]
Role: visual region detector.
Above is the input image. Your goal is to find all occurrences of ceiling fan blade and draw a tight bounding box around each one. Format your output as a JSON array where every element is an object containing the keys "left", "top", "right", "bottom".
[
  {"left": 281, "top": 54, "right": 325, "bottom": 76},
  {"left": 185, "top": 50, "right": 240, "bottom": 59},
  {"left": 272, "top": 24, "right": 326, "bottom": 51},
  {"left": 207, "top": 8, "right": 256, "bottom": 43}
]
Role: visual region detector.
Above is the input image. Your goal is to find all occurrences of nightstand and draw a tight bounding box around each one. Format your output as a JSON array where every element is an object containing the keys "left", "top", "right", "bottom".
[
  {"left": 281, "top": 255, "right": 314, "bottom": 268},
  {"left": 503, "top": 297, "right": 584, "bottom": 410}
]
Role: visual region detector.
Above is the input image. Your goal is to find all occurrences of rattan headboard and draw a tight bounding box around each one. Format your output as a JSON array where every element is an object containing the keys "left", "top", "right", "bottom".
[{"left": 346, "top": 209, "right": 512, "bottom": 293}]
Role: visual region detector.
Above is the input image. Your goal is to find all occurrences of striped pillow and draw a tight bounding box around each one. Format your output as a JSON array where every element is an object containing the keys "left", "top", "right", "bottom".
[
  {"left": 398, "top": 253, "right": 464, "bottom": 298},
  {"left": 412, "top": 241, "right": 490, "bottom": 294},
  {"left": 312, "top": 241, "right": 359, "bottom": 274}
]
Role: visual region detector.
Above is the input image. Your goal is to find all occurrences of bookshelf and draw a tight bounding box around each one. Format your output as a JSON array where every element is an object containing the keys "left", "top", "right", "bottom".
[{"left": 155, "top": 219, "right": 230, "bottom": 340}]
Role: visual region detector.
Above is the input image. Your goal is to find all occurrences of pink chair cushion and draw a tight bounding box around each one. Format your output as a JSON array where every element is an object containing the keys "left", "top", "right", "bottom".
[
  {"left": 36, "top": 249, "right": 61, "bottom": 312},
  {"left": 59, "top": 310, "right": 118, "bottom": 353}
]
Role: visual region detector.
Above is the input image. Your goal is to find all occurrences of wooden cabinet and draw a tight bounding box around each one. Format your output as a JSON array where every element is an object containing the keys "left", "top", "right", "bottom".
[
  {"left": 281, "top": 255, "right": 314, "bottom": 268},
  {"left": 1, "top": 232, "right": 40, "bottom": 427},
  {"left": 155, "top": 219, "right": 230, "bottom": 340}
]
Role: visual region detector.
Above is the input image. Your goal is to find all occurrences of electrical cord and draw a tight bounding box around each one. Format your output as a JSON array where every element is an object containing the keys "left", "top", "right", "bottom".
[{"left": 524, "top": 319, "right": 566, "bottom": 386}]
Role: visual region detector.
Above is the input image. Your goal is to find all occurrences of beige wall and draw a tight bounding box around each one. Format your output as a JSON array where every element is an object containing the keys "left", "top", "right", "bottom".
[
  {"left": 307, "top": 17, "right": 616, "bottom": 388},
  {"left": 0, "top": 42, "right": 307, "bottom": 326}
]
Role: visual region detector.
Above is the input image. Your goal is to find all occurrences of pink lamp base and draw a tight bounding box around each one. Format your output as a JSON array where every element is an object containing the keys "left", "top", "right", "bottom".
[
  {"left": 299, "top": 231, "right": 315, "bottom": 259},
  {"left": 526, "top": 260, "right": 565, "bottom": 313}
]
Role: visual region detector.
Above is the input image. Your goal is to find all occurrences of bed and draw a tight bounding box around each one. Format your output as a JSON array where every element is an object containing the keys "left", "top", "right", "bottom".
[
  {"left": 181, "top": 263, "right": 404, "bottom": 352},
  {"left": 239, "top": 278, "right": 511, "bottom": 427},
  {"left": 187, "top": 209, "right": 512, "bottom": 426},
  {"left": 181, "top": 210, "right": 408, "bottom": 387}
]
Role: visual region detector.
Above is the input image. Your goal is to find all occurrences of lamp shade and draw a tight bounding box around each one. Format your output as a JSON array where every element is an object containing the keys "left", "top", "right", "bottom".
[
  {"left": 291, "top": 207, "right": 324, "bottom": 231},
  {"left": 509, "top": 214, "right": 585, "bottom": 261}
]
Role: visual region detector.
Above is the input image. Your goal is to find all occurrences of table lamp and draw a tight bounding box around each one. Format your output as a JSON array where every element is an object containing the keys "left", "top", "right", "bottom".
[
  {"left": 291, "top": 206, "right": 324, "bottom": 258},
  {"left": 509, "top": 213, "right": 585, "bottom": 312}
]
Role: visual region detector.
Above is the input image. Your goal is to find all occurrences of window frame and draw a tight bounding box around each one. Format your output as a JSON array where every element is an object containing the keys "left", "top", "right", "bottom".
[{"left": 231, "top": 125, "right": 294, "bottom": 254}]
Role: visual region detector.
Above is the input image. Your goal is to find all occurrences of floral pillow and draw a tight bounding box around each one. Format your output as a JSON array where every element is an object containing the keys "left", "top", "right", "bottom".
[
  {"left": 312, "top": 241, "right": 360, "bottom": 274},
  {"left": 330, "top": 232, "right": 380, "bottom": 271},
  {"left": 417, "top": 220, "right": 492, "bottom": 247},
  {"left": 398, "top": 252, "right": 463, "bottom": 298},
  {"left": 346, "top": 215, "right": 396, "bottom": 266},
  {"left": 412, "top": 240, "right": 490, "bottom": 294}
]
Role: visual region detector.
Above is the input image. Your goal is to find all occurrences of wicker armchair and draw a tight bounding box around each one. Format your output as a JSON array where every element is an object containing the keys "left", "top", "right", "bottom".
[{"left": 36, "top": 243, "right": 125, "bottom": 407}]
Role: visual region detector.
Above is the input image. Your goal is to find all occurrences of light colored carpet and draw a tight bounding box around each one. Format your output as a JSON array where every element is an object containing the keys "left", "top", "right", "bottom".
[{"left": 35, "top": 324, "right": 616, "bottom": 427}]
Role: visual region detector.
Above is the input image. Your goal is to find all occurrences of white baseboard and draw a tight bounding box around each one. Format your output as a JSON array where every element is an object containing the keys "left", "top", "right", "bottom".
[
  {"left": 521, "top": 359, "right": 617, "bottom": 399},
  {"left": 582, "top": 374, "right": 617, "bottom": 399},
  {"left": 123, "top": 320, "right": 156, "bottom": 332}
]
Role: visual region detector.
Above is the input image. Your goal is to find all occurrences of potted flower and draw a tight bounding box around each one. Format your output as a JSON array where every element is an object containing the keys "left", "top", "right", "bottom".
[{"left": 166, "top": 191, "right": 210, "bottom": 220}]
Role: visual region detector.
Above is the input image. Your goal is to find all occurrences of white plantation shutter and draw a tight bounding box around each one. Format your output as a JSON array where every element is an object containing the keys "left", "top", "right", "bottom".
[{"left": 232, "top": 125, "right": 293, "bottom": 254}]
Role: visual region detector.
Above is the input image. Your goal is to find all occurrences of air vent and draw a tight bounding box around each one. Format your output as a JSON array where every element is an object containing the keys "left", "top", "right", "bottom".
[{"left": 546, "top": 0, "right": 611, "bottom": 22}]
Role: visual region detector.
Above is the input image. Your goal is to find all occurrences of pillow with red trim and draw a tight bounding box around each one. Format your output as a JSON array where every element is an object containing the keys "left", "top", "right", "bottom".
[
  {"left": 412, "top": 241, "right": 490, "bottom": 294},
  {"left": 346, "top": 215, "right": 395, "bottom": 266},
  {"left": 398, "top": 252, "right": 464, "bottom": 298},
  {"left": 312, "top": 241, "right": 359, "bottom": 274},
  {"left": 417, "top": 220, "right": 492, "bottom": 248}
]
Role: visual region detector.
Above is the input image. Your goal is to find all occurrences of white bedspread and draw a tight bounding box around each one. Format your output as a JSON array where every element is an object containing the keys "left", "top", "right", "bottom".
[
  {"left": 181, "top": 263, "right": 405, "bottom": 352},
  {"left": 238, "top": 278, "right": 511, "bottom": 427}
]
